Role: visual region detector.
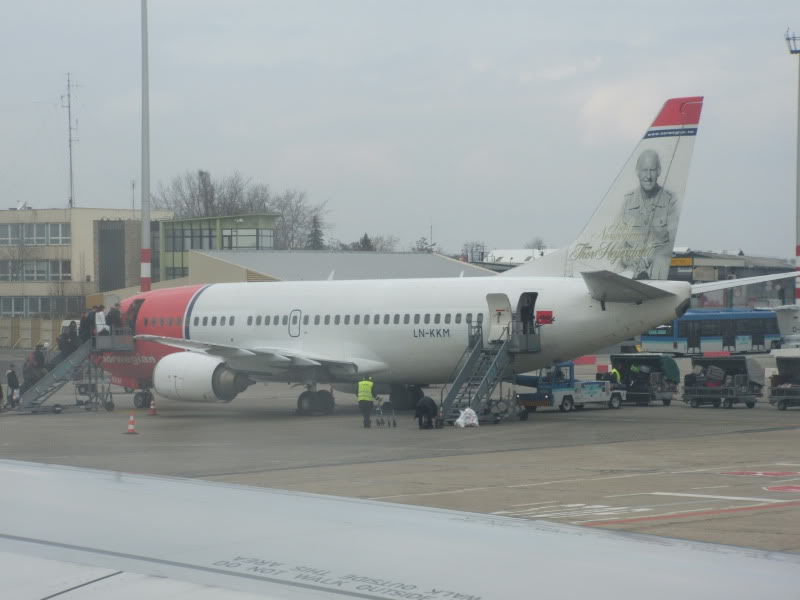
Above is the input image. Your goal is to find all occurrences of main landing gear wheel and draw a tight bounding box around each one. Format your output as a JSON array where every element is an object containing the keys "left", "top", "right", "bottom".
[
  {"left": 297, "top": 391, "right": 314, "bottom": 415},
  {"left": 314, "top": 390, "right": 335, "bottom": 414},
  {"left": 133, "top": 391, "right": 153, "bottom": 409}
]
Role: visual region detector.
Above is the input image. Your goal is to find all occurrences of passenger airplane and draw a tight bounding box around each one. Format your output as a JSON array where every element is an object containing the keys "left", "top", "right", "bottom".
[{"left": 106, "top": 96, "right": 797, "bottom": 412}]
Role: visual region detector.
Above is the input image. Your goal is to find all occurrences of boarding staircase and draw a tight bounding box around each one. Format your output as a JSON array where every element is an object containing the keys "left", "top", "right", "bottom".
[
  {"left": 17, "top": 340, "right": 94, "bottom": 413},
  {"left": 17, "top": 330, "right": 135, "bottom": 414},
  {"left": 440, "top": 321, "right": 541, "bottom": 424}
]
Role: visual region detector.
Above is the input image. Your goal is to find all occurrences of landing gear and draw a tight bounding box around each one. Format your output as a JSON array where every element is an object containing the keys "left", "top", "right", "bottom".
[
  {"left": 133, "top": 391, "right": 153, "bottom": 409},
  {"left": 296, "top": 388, "right": 336, "bottom": 415}
]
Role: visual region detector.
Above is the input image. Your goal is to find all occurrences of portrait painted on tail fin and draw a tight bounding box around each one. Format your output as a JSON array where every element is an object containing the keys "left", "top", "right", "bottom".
[{"left": 614, "top": 149, "right": 679, "bottom": 279}]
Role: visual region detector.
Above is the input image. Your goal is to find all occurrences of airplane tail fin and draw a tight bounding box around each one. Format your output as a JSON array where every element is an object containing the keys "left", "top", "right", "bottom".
[{"left": 503, "top": 96, "right": 703, "bottom": 280}]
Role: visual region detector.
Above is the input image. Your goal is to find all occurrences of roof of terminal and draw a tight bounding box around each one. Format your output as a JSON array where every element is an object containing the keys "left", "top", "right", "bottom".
[{"left": 194, "top": 250, "right": 497, "bottom": 281}]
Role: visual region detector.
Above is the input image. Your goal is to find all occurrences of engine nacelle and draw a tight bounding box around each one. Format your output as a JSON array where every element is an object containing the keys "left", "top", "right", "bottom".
[{"left": 153, "top": 352, "right": 250, "bottom": 402}]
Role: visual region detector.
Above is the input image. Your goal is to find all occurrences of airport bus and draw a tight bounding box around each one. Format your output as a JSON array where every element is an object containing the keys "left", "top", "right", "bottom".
[{"left": 640, "top": 309, "right": 780, "bottom": 355}]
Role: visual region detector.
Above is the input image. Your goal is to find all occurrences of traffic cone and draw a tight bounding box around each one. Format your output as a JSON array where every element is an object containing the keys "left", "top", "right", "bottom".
[
  {"left": 124, "top": 413, "right": 139, "bottom": 435},
  {"left": 147, "top": 397, "right": 158, "bottom": 416}
]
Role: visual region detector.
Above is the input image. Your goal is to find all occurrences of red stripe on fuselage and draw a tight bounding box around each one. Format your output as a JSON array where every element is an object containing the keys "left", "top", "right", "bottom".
[
  {"left": 650, "top": 96, "right": 703, "bottom": 128},
  {"left": 106, "top": 284, "right": 207, "bottom": 389}
]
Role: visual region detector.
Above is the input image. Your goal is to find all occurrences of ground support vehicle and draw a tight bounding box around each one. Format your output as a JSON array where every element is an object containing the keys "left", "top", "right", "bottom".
[
  {"left": 516, "top": 362, "right": 624, "bottom": 419},
  {"left": 768, "top": 352, "right": 800, "bottom": 410},
  {"left": 682, "top": 356, "right": 763, "bottom": 409},
  {"left": 606, "top": 353, "right": 679, "bottom": 406}
]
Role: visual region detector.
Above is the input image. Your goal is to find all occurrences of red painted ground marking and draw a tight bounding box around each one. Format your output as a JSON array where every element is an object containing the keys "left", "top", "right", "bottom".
[
  {"left": 724, "top": 471, "right": 799, "bottom": 477},
  {"left": 766, "top": 486, "right": 800, "bottom": 493},
  {"left": 582, "top": 500, "right": 800, "bottom": 527},
  {"left": 573, "top": 355, "right": 597, "bottom": 365}
]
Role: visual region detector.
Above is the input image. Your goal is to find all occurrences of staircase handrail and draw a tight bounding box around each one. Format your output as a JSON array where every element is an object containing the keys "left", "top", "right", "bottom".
[{"left": 18, "top": 339, "right": 93, "bottom": 409}]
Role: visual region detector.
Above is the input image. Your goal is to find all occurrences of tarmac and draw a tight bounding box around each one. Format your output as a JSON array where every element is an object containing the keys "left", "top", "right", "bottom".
[{"left": 0, "top": 347, "right": 798, "bottom": 554}]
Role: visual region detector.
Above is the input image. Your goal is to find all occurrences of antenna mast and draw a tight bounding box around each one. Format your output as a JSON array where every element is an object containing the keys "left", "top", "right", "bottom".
[{"left": 61, "top": 73, "right": 78, "bottom": 208}]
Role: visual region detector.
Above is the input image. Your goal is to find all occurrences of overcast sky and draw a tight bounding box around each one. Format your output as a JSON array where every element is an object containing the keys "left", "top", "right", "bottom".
[{"left": 1, "top": 1, "right": 798, "bottom": 257}]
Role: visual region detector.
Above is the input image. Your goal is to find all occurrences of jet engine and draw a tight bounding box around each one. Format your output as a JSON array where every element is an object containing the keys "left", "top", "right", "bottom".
[{"left": 153, "top": 352, "right": 250, "bottom": 402}]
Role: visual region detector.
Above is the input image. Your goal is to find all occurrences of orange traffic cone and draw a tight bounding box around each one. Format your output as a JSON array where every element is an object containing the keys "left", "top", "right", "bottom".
[
  {"left": 124, "top": 413, "right": 139, "bottom": 435},
  {"left": 147, "top": 397, "right": 158, "bottom": 416}
]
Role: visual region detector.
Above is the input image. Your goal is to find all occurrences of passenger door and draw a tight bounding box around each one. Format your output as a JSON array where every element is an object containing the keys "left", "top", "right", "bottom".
[
  {"left": 686, "top": 321, "right": 701, "bottom": 354},
  {"left": 289, "top": 309, "right": 302, "bottom": 338},
  {"left": 486, "top": 294, "right": 512, "bottom": 342}
]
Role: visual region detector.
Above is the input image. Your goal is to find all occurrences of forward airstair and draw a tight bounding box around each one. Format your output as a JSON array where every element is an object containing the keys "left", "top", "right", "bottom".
[
  {"left": 440, "top": 321, "right": 541, "bottom": 424},
  {"left": 17, "top": 330, "right": 135, "bottom": 414}
]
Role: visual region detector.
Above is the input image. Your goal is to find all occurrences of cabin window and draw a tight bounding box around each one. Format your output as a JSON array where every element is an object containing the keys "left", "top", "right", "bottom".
[
  {"left": 365, "top": 315, "right": 371, "bottom": 325},
  {"left": 414, "top": 314, "right": 420, "bottom": 324},
  {"left": 374, "top": 314, "right": 380, "bottom": 325},
  {"left": 404, "top": 314, "right": 410, "bottom": 324},
  {"left": 211, "top": 317, "right": 217, "bottom": 326},
  {"left": 177, "top": 317, "right": 183, "bottom": 327},
  {"left": 143, "top": 318, "right": 148, "bottom": 327},
  {"left": 193, "top": 316, "right": 199, "bottom": 326},
  {"left": 354, "top": 315, "right": 361, "bottom": 325},
  {"left": 344, "top": 315, "right": 350, "bottom": 325},
  {"left": 324, "top": 315, "right": 331, "bottom": 325},
  {"left": 477, "top": 313, "right": 484, "bottom": 323},
  {"left": 466, "top": 313, "right": 472, "bottom": 323},
  {"left": 314, "top": 315, "right": 320, "bottom": 325},
  {"left": 424, "top": 314, "right": 430, "bottom": 324},
  {"left": 229, "top": 316, "right": 235, "bottom": 326},
  {"left": 282, "top": 315, "right": 288, "bottom": 326},
  {"left": 291, "top": 314, "right": 298, "bottom": 325},
  {"left": 434, "top": 314, "right": 441, "bottom": 324},
  {"left": 303, "top": 315, "right": 309, "bottom": 325},
  {"left": 334, "top": 315, "right": 341, "bottom": 325},
  {"left": 393, "top": 314, "right": 400, "bottom": 324},
  {"left": 444, "top": 314, "right": 451, "bottom": 324},
  {"left": 256, "top": 316, "right": 262, "bottom": 325},
  {"left": 167, "top": 318, "right": 173, "bottom": 327},
  {"left": 247, "top": 316, "right": 253, "bottom": 326},
  {"left": 384, "top": 314, "right": 390, "bottom": 325},
  {"left": 274, "top": 315, "right": 279, "bottom": 325},
  {"left": 202, "top": 317, "right": 208, "bottom": 326},
  {"left": 455, "top": 313, "right": 461, "bottom": 324},
  {"left": 265, "top": 316, "right": 270, "bottom": 325},
  {"left": 221, "top": 316, "right": 227, "bottom": 326},
  {"left": 160, "top": 319, "right": 165, "bottom": 327}
]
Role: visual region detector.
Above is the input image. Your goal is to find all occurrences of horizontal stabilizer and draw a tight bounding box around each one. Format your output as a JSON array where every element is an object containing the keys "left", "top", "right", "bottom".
[
  {"left": 582, "top": 270, "right": 676, "bottom": 303},
  {"left": 691, "top": 272, "right": 800, "bottom": 295}
]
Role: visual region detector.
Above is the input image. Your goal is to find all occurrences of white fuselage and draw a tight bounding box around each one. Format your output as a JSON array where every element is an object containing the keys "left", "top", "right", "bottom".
[{"left": 179, "top": 276, "right": 691, "bottom": 384}]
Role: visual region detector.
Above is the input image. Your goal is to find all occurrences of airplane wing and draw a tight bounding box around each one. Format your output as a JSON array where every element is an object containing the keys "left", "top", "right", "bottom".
[
  {"left": 691, "top": 271, "right": 800, "bottom": 295},
  {"left": 581, "top": 270, "right": 676, "bottom": 303},
  {"left": 135, "top": 334, "right": 388, "bottom": 375},
  {"left": 0, "top": 460, "right": 797, "bottom": 599}
]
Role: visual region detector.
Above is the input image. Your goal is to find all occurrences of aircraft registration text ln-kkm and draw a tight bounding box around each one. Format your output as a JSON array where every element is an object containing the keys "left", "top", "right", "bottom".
[{"left": 105, "top": 96, "right": 798, "bottom": 412}]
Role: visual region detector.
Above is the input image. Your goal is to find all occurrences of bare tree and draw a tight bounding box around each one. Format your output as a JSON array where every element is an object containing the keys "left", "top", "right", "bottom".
[
  {"left": 524, "top": 236, "right": 547, "bottom": 255},
  {"left": 153, "top": 170, "right": 327, "bottom": 250},
  {"left": 372, "top": 234, "right": 400, "bottom": 252},
  {"left": 411, "top": 236, "right": 437, "bottom": 253}
]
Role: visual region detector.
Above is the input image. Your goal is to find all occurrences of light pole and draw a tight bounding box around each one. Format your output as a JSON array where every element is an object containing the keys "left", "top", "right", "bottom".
[{"left": 140, "top": 0, "right": 151, "bottom": 292}]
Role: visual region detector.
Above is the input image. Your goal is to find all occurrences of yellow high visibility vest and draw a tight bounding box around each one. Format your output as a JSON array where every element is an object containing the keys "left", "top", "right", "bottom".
[
  {"left": 357, "top": 379, "right": 374, "bottom": 402},
  {"left": 610, "top": 368, "right": 621, "bottom": 383}
]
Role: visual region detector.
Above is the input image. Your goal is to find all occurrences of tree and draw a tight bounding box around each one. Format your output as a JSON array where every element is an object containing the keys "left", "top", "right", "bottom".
[
  {"left": 412, "top": 236, "right": 437, "bottom": 253},
  {"left": 371, "top": 234, "right": 400, "bottom": 253},
  {"left": 357, "top": 233, "right": 375, "bottom": 252},
  {"left": 153, "top": 170, "right": 327, "bottom": 250},
  {"left": 305, "top": 215, "right": 325, "bottom": 250},
  {"left": 524, "top": 236, "right": 547, "bottom": 255}
]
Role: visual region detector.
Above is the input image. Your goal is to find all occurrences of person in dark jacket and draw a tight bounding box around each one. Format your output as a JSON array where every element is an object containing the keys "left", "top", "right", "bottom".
[
  {"left": 414, "top": 396, "right": 438, "bottom": 429},
  {"left": 6, "top": 364, "right": 20, "bottom": 408},
  {"left": 106, "top": 303, "right": 122, "bottom": 332},
  {"left": 79, "top": 312, "right": 90, "bottom": 342}
]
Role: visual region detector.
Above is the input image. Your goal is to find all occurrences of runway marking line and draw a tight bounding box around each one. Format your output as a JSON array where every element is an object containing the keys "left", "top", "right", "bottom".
[
  {"left": 647, "top": 492, "right": 784, "bottom": 503},
  {"left": 581, "top": 500, "right": 800, "bottom": 527}
]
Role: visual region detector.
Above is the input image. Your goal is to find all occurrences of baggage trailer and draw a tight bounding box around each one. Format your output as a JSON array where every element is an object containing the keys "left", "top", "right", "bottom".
[
  {"left": 515, "top": 362, "right": 624, "bottom": 419},
  {"left": 683, "top": 356, "right": 763, "bottom": 409},
  {"left": 605, "top": 353, "right": 680, "bottom": 406},
  {"left": 768, "top": 353, "right": 800, "bottom": 410}
]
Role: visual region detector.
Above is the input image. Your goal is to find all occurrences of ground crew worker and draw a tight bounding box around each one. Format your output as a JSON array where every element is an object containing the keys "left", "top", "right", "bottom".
[
  {"left": 610, "top": 366, "right": 621, "bottom": 386},
  {"left": 357, "top": 376, "right": 375, "bottom": 428},
  {"left": 415, "top": 396, "right": 438, "bottom": 429}
]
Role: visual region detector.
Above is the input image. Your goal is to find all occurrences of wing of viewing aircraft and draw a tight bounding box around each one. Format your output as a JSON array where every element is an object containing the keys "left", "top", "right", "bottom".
[
  {"left": 0, "top": 460, "right": 797, "bottom": 599},
  {"left": 691, "top": 271, "right": 800, "bottom": 295}
]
